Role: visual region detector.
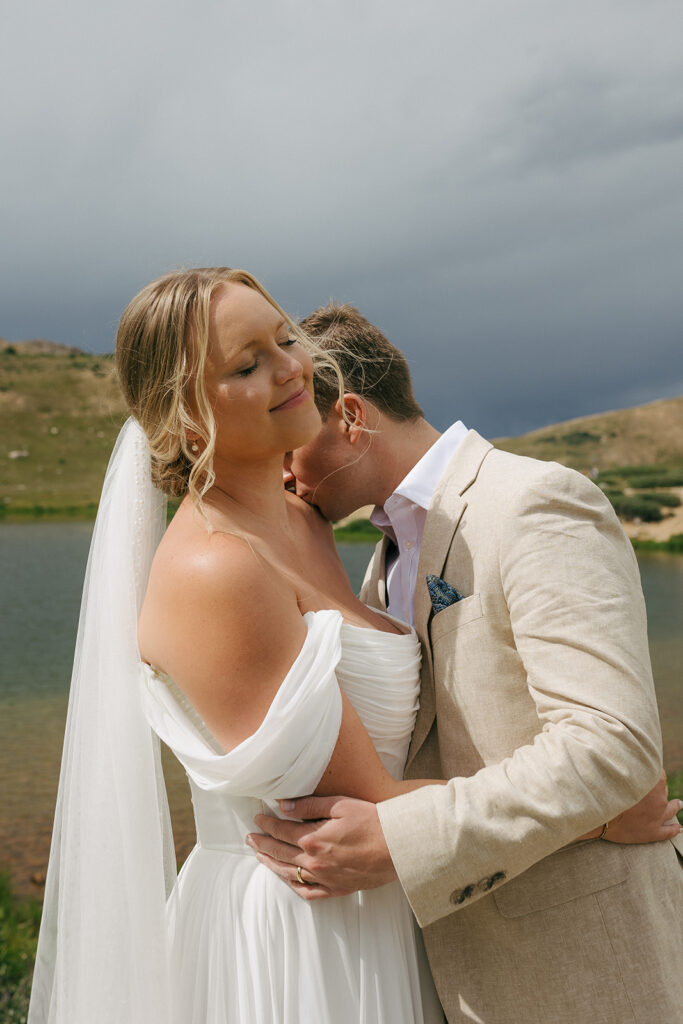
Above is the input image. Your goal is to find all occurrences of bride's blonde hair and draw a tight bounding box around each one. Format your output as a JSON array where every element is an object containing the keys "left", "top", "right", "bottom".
[{"left": 116, "top": 267, "right": 342, "bottom": 507}]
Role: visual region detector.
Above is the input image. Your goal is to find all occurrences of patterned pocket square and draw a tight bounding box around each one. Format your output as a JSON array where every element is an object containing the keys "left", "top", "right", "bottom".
[{"left": 426, "top": 574, "right": 464, "bottom": 615}]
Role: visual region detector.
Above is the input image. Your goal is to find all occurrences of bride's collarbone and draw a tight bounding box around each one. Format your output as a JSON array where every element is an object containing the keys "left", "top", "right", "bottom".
[
  {"left": 154, "top": 507, "right": 400, "bottom": 635},
  {"left": 235, "top": 533, "right": 396, "bottom": 634},
  {"left": 296, "top": 587, "right": 403, "bottom": 635}
]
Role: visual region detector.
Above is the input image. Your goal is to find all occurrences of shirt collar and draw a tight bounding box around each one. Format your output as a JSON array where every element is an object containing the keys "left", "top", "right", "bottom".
[
  {"left": 370, "top": 420, "right": 468, "bottom": 528},
  {"left": 393, "top": 420, "right": 468, "bottom": 509}
]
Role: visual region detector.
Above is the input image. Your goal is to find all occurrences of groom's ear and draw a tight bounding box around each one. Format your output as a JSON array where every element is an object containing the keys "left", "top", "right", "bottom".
[{"left": 333, "top": 393, "right": 369, "bottom": 446}]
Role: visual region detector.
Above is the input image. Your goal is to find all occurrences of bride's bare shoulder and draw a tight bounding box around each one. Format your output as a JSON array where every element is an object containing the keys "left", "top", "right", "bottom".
[
  {"left": 139, "top": 502, "right": 299, "bottom": 667},
  {"left": 139, "top": 501, "right": 310, "bottom": 751},
  {"left": 146, "top": 508, "right": 243, "bottom": 590}
]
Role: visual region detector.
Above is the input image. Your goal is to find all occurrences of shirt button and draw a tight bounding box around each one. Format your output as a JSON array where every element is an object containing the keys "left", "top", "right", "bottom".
[{"left": 405, "top": 540, "right": 414, "bottom": 549}]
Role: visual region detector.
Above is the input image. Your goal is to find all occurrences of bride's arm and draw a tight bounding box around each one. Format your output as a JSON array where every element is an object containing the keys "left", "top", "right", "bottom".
[{"left": 313, "top": 692, "right": 444, "bottom": 803}]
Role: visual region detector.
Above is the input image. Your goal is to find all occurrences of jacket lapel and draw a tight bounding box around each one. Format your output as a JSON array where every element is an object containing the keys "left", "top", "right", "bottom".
[
  {"left": 360, "top": 535, "right": 389, "bottom": 611},
  {"left": 406, "top": 430, "right": 493, "bottom": 769}
]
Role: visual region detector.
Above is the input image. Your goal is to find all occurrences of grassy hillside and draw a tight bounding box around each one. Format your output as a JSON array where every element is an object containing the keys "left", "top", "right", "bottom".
[
  {"left": 494, "top": 396, "right": 683, "bottom": 471},
  {"left": 0, "top": 345, "right": 127, "bottom": 514}
]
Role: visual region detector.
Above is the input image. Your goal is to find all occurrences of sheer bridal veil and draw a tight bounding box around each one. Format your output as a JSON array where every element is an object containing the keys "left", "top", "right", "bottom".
[{"left": 28, "top": 418, "right": 176, "bottom": 1024}]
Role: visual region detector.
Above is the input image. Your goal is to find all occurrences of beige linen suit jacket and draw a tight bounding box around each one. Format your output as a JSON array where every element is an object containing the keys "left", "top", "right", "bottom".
[{"left": 367, "top": 431, "right": 683, "bottom": 1024}]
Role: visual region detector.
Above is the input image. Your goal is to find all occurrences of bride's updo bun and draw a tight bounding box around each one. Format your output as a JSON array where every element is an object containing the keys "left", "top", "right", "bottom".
[{"left": 115, "top": 267, "right": 342, "bottom": 508}]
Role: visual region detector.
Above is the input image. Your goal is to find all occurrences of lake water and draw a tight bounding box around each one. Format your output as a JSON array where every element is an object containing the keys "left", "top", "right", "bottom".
[{"left": 1, "top": 523, "right": 681, "bottom": 898}]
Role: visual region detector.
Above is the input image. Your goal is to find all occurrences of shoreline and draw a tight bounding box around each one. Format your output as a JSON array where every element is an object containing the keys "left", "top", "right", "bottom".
[{"left": 3, "top": 509, "right": 683, "bottom": 554}]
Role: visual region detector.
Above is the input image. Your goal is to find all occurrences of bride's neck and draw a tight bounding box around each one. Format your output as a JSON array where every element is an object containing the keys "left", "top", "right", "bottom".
[{"left": 203, "top": 456, "right": 292, "bottom": 531}]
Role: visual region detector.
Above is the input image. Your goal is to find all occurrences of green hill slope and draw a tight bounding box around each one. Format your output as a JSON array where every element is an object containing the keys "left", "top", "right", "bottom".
[
  {"left": 494, "top": 396, "right": 683, "bottom": 471},
  {"left": 1, "top": 346, "right": 127, "bottom": 514}
]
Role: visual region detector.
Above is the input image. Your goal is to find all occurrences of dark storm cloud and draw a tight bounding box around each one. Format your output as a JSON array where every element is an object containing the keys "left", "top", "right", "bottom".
[{"left": 1, "top": 0, "right": 682, "bottom": 436}]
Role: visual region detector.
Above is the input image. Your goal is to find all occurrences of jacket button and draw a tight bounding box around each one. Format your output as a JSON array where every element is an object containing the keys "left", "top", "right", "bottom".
[
  {"left": 477, "top": 871, "right": 506, "bottom": 893},
  {"left": 450, "top": 884, "right": 475, "bottom": 905}
]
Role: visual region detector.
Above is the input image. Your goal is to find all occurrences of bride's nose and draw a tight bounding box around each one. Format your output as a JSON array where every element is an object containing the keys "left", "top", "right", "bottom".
[{"left": 274, "top": 350, "right": 304, "bottom": 384}]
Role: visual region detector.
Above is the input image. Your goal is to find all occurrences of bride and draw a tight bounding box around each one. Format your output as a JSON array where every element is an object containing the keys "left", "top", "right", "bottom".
[
  {"left": 29, "top": 266, "right": 445, "bottom": 1024},
  {"left": 28, "top": 267, "right": 671, "bottom": 1024}
]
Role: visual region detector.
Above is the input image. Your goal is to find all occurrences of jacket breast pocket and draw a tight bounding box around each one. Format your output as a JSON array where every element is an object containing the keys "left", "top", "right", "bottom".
[
  {"left": 493, "top": 841, "right": 630, "bottom": 918},
  {"left": 430, "top": 593, "right": 483, "bottom": 644}
]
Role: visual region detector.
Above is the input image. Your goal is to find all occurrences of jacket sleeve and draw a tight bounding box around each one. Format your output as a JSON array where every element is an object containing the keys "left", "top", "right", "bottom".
[{"left": 378, "top": 464, "right": 663, "bottom": 927}]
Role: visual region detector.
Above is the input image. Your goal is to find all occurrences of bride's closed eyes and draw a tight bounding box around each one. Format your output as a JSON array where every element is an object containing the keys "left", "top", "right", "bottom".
[{"left": 234, "top": 336, "right": 299, "bottom": 378}]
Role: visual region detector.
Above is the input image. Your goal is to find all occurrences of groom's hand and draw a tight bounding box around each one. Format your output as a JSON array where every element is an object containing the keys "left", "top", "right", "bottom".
[{"left": 246, "top": 796, "right": 398, "bottom": 901}]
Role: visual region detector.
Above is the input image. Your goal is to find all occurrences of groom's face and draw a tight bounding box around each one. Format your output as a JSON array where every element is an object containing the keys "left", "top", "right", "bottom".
[{"left": 285, "top": 415, "right": 367, "bottom": 523}]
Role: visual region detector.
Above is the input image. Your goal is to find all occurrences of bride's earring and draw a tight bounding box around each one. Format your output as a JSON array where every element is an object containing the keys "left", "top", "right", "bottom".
[{"left": 191, "top": 442, "right": 199, "bottom": 454}]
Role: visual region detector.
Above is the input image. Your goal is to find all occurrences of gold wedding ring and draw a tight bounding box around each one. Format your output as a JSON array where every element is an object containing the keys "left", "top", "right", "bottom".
[{"left": 296, "top": 865, "right": 305, "bottom": 885}]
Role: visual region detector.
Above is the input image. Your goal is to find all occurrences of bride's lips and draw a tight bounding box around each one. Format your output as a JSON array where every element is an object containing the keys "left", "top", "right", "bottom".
[{"left": 270, "top": 386, "right": 309, "bottom": 413}]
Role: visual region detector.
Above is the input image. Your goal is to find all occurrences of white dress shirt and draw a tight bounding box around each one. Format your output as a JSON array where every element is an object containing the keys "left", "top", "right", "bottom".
[{"left": 370, "top": 421, "right": 469, "bottom": 625}]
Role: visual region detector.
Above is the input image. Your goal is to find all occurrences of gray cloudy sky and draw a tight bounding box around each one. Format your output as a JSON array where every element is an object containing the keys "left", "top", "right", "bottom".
[{"left": 2, "top": 0, "right": 682, "bottom": 436}]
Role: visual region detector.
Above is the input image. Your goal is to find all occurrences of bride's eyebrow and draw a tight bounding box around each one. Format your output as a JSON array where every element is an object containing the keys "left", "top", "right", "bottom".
[
  {"left": 223, "top": 320, "right": 290, "bottom": 366},
  {"left": 236, "top": 320, "right": 289, "bottom": 351}
]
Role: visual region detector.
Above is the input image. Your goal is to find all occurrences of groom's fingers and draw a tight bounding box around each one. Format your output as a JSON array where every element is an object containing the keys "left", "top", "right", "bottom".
[
  {"left": 663, "top": 798, "right": 683, "bottom": 831},
  {"left": 247, "top": 830, "right": 303, "bottom": 865},
  {"left": 277, "top": 795, "right": 344, "bottom": 820},
  {"left": 251, "top": 813, "right": 323, "bottom": 847},
  {"left": 252, "top": 849, "right": 349, "bottom": 902}
]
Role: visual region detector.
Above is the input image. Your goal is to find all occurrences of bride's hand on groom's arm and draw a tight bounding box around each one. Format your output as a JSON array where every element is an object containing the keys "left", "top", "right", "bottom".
[
  {"left": 572, "top": 769, "right": 682, "bottom": 844},
  {"left": 600, "top": 769, "right": 682, "bottom": 844},
  {"left": 247, "top": 796, "right": 398, "bottom": 900}
]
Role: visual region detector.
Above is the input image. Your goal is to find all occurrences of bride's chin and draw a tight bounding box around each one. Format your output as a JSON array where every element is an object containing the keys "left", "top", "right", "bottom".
[{"left": 281, "top": 409, "right": 323, "bottom": 452}]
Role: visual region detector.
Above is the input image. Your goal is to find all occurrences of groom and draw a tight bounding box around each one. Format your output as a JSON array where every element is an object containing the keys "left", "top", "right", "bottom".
[{"left": 251, "top": 304, "right": 683, "bottom": 1022}]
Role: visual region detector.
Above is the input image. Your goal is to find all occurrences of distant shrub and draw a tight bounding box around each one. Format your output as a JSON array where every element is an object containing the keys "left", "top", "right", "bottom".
[
  {"left": 616, "top": 465, "right": 662, "bottom": 478},
  {"left": 595, "top": 474, "right": 621, "bottom": 488},
  {"left": 562, "top": 431, "right": 601, "bottom": 446},
  {"left": 632, "top": 534, "right": 683, "bottom": 554},
  {"left": 595, "top": 465, "right": 683, "bottom": 489},
  {"left": 606, "top": 494, "right": 664, "bottom": 522},
  {"left": 631, "top": 474, "right": 683, "bottom": 488},
  {"left": 607, "top": 465, "right": 683, "bottom": 485},
  {"left": 654, "top": 492, "right": 682, "bottom": 508},
  {"left": 606, "top": 489, "right": 681, "bottom": 512}
]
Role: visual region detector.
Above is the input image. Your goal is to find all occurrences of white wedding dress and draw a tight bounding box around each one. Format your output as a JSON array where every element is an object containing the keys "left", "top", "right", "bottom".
[{"left": 140, "top": 608, "right": 444, "bottom": 1024}]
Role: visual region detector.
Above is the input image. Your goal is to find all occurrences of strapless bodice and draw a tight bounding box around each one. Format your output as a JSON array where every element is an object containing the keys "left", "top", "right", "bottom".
[
  {"left": 336, "top": 616, "right": 421, "bottom": 778},
  {"left": 140, "top": 610, "right": 421, "bottom": 854}
]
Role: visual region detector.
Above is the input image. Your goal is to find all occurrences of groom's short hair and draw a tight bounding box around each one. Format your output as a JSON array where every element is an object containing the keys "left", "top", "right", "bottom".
[{"left": 300, "top": 303, "right": 424, "bottom": 421}]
